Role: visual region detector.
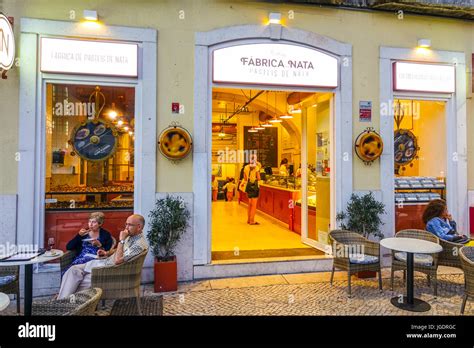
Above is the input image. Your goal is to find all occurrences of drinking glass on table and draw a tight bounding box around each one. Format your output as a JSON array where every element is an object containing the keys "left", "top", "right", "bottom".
[{"left": 47, "top": 237, "right": 55, "bottom": 251}]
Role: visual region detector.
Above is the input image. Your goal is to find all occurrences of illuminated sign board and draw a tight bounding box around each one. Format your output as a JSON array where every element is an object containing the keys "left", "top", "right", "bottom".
[
  {"left": 0, "top": 14, "right": 15, "bottom": 70},
  {"left": 213, "top": 43, "right": 338, "bottom": 88},
  {"left": 393, "top": 61, "right": 455, "bottom": 93},
  {"left": 40, "top": 37, "right": 138, "bottom": 77}
]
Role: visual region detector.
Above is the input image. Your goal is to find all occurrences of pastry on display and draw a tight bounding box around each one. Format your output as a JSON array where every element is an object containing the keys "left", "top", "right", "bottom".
[
  {"left": 45, "top": 200, "right": 133, "bottom": 210},
  {"left": 48, "top": 184, "right": 134, "bottom": 193}
]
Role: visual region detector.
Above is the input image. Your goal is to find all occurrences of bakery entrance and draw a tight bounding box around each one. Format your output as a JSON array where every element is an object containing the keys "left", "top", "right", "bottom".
[
  {"left": 44, "top": 83, "right": 136, "bottom": 250},
  {"left": 211, "top": 87, "right": 334, "bottom": 261}
]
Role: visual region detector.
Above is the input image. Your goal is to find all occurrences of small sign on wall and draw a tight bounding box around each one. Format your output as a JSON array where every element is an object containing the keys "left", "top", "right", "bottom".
[{"left": 359, "top": 101, "right": 372, "bottom": 122}]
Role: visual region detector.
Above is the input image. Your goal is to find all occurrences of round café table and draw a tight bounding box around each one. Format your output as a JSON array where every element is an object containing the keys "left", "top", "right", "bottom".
[
  {"left": 0, "top": 249, "right": 63, "bottom": 316},
  {"left": 381, "top": 237, "right": 442, "bottom": 312},
  {"left": 0, "top": 292, "right": 10, "bottom": 311}
]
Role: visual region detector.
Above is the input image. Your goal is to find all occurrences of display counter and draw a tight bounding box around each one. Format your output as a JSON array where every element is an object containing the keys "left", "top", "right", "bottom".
[{"left": 239, "top": 182, "right": 300, "bottom": 231}]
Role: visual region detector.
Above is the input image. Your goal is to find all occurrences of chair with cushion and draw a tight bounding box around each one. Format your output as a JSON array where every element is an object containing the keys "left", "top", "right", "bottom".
[
  {"left": 0, "top": 265, "right": 20, "bottom": 313},
  {"left": 328, "top": 230, "right": 382, "bottom": 297},
  {"left": 59, "top": 236, "right": 117, "bottom": 276},
  {"left": 460, "top": 246, "right": 474, "bottom": 314},
  {"left": 390, "top": 229, "right": 440, "bottom": 296},
  {"left": 91, "top": 249, "right": 148, "bottom": 315},
  {"left": 32, "top": 288, "right": 102, "bottom": 316},
  {"left": 438, "top": 238, "right": 463, "bottom": 270}
]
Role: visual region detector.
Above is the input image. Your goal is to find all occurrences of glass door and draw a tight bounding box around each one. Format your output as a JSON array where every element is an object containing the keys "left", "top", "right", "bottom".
[{"left": 301, "top": 95, "right": 333, "bottom": 251}]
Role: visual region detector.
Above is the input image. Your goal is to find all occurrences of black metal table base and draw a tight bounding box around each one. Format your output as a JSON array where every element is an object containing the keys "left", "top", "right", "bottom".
[{"left": 390, "top": 296, "right": 431, "bottom": 312}]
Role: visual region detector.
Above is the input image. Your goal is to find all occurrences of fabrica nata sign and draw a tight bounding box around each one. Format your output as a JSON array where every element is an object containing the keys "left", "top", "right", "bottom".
[
  {"left": 0, "top": 14, "right": 15, "bottom": 70},
  {"left": 213, "top": 43, "right": 338, "bottom": 88}
]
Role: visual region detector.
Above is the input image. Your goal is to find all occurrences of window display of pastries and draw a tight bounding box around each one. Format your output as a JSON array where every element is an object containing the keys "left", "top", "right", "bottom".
[
  {"left": 48, "top": 184, "right": 134, "bottom": 193},
  {"left": 45, "top": 200, "right": 133, "bottom": 210}
]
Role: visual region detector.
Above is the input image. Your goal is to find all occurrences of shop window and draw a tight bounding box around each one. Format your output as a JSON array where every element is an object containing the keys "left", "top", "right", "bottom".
[{"left": 44, "top": 83, "right": 135, "bottom": 249}]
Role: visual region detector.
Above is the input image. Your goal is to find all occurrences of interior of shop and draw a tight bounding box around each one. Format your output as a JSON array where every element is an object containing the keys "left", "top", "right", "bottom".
[
  {"left": 394, "top": 99, "right": 447, "bottom": 231},
  {"left": 211, "top": 87, "right": 333, "bottom": 261},
  {"left": 44, "top": 83, "right": 136, "bottom": 249}
]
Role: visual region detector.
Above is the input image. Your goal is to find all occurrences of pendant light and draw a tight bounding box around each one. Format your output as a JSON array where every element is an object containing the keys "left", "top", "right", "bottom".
[
  {"left": 280, "top": 93, "right": 293, "bottom": 119},
  {"left": 261, "top": 91, "right": 273, "bottom": 127},
  {"left": 248, "top": 107, "right": 258, "bottom": 133},
  {"left": 269, "top": 91, "right": 282, "bottom": 123}
]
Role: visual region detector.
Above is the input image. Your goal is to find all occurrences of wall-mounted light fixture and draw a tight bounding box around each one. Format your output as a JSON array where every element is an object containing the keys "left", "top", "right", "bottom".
[
  {"left": 269, "top": 12, "right": 281, "bottom": 25},
  {"left": 83, "top": 10, "right": 98, "bottom": 21},
  {"left": 417, "top": 38, "right": 431, "bottom": 48}
]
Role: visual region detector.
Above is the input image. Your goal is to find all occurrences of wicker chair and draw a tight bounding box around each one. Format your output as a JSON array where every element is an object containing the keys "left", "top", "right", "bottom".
[
  {"left": 328, "top": 230, "right": 382, "bottom": 297},
  {"left": 460, "top": 246, "right": 474, "bottom": 314},
  {"left": 390, "top": 229, "right": 440, "bottom": 296},
  {"left": 91, "top": 249, "right": 148, "bottom": 315},
  {"left": 32, "top": 288, "right": 102, "bottom": 316},
  {"left": 438, "top": 238, "right": 463, "bottom": 270},
  {"left": 60, "top": 236, "right": 117, "bottom": 276},
  {"left": 0, "top": 265, "right": 20, "bottom": 313}
]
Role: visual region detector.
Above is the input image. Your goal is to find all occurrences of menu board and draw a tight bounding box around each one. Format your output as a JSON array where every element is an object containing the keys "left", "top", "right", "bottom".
[{"left": 244, "top": 127, "right": 278, "bottom": 168}]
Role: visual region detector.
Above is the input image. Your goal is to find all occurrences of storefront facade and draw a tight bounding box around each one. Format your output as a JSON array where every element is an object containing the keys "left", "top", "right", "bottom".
[{"left": 0, "top": 0, "right": 473, "bottom": 288}]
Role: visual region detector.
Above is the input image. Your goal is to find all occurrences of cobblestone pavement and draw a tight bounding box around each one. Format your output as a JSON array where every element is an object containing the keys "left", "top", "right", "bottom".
[
  {"left": 1, "top": 269, "right": 471, "bottom": 316},
  {"left": 161, "top": 274, "right": 471, "bottom": 316}
]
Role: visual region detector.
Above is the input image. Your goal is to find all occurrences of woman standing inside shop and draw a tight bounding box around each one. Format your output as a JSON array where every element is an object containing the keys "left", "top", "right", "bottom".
[
  {"left": 212, "top": 175, "right": 218, "bottom": 201},
  {"left": 244, "top": 155, "right": 261, "bottom": 225},
  {"left": 279, "top": 158, "right": 289, "bottom": 176}
]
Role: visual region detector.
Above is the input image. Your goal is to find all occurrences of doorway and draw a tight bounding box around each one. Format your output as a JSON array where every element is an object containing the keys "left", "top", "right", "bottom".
[{"left": 210, "top": 87, "right": 334, "bottom": 261}]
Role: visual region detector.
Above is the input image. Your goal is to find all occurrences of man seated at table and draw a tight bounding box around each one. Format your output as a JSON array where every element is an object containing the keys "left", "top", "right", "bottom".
[{"left": 57, "top": 214, "right": 148, "bottom": 299}]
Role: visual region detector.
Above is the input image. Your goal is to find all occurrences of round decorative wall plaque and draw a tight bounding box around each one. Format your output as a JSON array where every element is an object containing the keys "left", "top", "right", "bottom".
[
  {"left": 158, "top": 125, "right": 193, "bottom": 160},
  {"left": 394, "top": 129, "right": 418, "bottom": 166},
  {"left": 354, "top": 128, "right": 384, "bottom": 165}
]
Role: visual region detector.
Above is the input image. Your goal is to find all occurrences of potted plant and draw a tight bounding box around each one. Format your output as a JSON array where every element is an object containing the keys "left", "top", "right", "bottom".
[
  {"left": 148, "top": 195, "right": 190, "bottom": 292},
  {"left": 336, "top": 192, "right": 386, "bottom": 278}
]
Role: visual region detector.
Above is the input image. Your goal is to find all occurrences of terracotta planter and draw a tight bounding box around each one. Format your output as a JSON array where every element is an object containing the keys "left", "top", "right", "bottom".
[
  {"left": 356, "top": 270, "right": 377, "bottom": 279},
  {"left": 154, "top": 256, "right": 177, "bottom": 292}
]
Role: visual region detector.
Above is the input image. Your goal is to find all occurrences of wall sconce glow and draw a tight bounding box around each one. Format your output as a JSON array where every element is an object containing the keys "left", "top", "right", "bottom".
[
  {"left": 83, "top": 10, "right": 98, "bottom": 21},
  {"left": 218, "top": 132, "right": 226, "bottom": 137},
  {"left": 417, "top": 39, "right": 431, "bottom": 48},
  {"left": 268, "top": 12, "right": 281, "bottom": 25}
]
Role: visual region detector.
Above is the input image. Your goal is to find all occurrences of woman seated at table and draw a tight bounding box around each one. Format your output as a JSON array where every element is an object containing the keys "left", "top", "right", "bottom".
[
  {"left": 62, "top": 212, "right": 114, "bottom": 275},
  {"left": 422, "top": 199, "right": 473, "bottom": 245}
]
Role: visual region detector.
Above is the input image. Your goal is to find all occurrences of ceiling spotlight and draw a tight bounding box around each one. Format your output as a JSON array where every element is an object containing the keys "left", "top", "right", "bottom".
[
  {"left": 124, "top": 126, "right": 129, "bottom": 131},
  {"left": 269, "top": 118, "right": 282, "bottom": 123},
  {"left": 248, "top": 127, "right": 258, "bottom": 133},
  {"left": 128, "top": 131, "right": 133, "bottom": 135},
  {"left": 279, "top": 114, "right": 293, "bottom": 119},
  {"left": 255, "top": 124, "right": 265, "bottom": 130},
  {"left": 262, "top": 122, "right": 273, "bottom": 127},
  {"left": 117, "top": 120, "right": 123, "bottom": 126}
]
